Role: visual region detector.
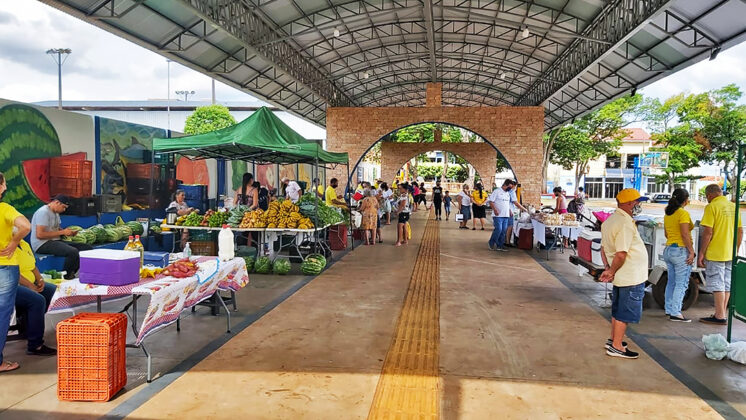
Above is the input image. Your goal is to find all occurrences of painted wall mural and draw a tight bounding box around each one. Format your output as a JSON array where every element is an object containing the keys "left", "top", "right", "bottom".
[
  {"left": 0, "top": 104, "right": 62, "bottom": 214},
  {"left": 97, "top": 117, "right": 167, "bottom": 196}
]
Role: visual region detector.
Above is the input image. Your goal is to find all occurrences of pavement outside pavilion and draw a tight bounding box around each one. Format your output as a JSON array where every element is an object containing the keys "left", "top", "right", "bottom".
[{"left": 3, "top": 210, "right": 746, "bottom": 419}]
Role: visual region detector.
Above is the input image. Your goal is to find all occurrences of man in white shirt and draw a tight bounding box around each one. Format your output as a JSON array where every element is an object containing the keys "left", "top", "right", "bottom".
[
  {"left": 282, "top": 177, "right": 302, "bottom": 203},
  {"left": 487, "top": 180, "right": 522, "bottom": 251}
]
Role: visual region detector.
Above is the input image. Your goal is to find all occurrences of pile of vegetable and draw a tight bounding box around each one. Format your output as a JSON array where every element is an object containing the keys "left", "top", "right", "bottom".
[
  {"left": 298, "top": 194, "right": 344, "bottom": 227},
  {"left": 228, "top": 205, "right": 250, "bottom": 228},
  {"left": 207, "top": 209, "right": 230, "bottom": 227},
  {"left": 179, "top": 211, "right": 204, "bottom": 227},
  {"left": 301, "top": 253, "right": 327, "bottom": 275},
  {"left": 161, "top": 258, "right": 199, "bottom": 278}
]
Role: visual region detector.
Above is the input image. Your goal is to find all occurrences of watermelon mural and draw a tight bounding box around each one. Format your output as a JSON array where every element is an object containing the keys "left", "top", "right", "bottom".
[{"left": 0, "top": 104, "right": 62, "bottom": 213}]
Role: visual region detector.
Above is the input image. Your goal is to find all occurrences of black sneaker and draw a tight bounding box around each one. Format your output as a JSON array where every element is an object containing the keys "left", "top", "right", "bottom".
[
  {"left": 669, "top": 315, "right": 692, "bottom": 323},
  {"left": 604, "top": 339, "right": 628, "bottom": 350},
  {"left": 699, "top": 316, "right": 727, "bottom": 325},
  {"left": 27, "top": 345, "right": 57, "bottom": 356},
  {"left": 606, "top": 346, "right": 639, "bottom": 359},
  {"left": 497, "top": 247, "right": 508, "bottom": 252}
]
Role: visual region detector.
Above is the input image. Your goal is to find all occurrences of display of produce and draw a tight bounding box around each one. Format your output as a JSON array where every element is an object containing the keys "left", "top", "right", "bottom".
[
  {"left": 298, "top": 194, "right": 344, "bottom": 226},
  {"left": 239, "top": 209, "right": 266, "bottom": 228},
  {"left": 243, "top": 256, "right": 255, "bottom": 272},
  {"left": 272, "top": 258, "right": 291, "bottom": 275},
  {"left": 227, "top": 205, "right": 250, "bottom": 228},
  {"left": 207, "top": 209, "right": 230, "bottom": 227},
  {"left": 161, "top": 258, "right": 199, "bottom": 278},
  {"left": 238, "top": 200, "right": 313, "bottom": 229},
  {"left": 254, "top": 256, "right": 272, "bottom": 274},
  {"left": 140, "top": 266, "right": 164, "bottom": 278},
  {"left": 178, "top": 211, "right": 203, "bottom": 227},
  {"left": 301, "top": 253, "right": 327, "bottom": 275},
  {"left": 126, "top": 221, "right": 144, "bottom": 236}
]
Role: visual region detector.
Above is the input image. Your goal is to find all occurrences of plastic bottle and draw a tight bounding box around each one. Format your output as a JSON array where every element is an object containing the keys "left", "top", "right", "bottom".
[
  {"left": 183, "top": 242, "right": 192, "bottom": 258},
  {"left": 218, "top": 224, "right": 235, "bottom": 261},
  {"left": 125, "top": 236, "right": 134, "bottom": 251},
  {"left": 134, "top": 235, "right": 145, "bottom": 267}
]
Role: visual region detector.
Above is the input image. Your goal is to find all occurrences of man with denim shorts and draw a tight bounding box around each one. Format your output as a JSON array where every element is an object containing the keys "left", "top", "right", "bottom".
[
  {"left": 698, "top": 184, "right": 742, "bottom": 325},
  {"left": 600, "top": 188, "right": 649, "bottom": 359}
]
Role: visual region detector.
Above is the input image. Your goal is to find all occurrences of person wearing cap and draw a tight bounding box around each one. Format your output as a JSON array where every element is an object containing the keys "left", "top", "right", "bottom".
[
  {"left": 282, "top": 177, "right": 302, "bottom": 203},
  {"left": 697, "top": 184, "right": 742, "bottom": 325},
  {"left": 599, "top": 188, "right": 649, "bottom": 359},
  {"left": 30, "top": 195, "right": 92, "bottom": 279}
]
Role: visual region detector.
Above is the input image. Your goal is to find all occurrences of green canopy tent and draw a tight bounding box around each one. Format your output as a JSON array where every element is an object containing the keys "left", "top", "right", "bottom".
[
  {"left": 153, "top": 106, "right": 352, "bottom": 251},
  {"left": 153, "top": 106, "right": 347, "bottom": 165}
]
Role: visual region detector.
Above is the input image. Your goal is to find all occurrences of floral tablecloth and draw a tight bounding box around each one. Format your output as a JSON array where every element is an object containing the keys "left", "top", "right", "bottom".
[{"left": 48, "top": 256, "right": 249, "bottom": 344}]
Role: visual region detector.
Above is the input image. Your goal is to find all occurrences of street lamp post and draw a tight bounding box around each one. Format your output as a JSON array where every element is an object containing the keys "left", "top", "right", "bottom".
[
  {"left": 167, "top": 59, "right": 172, "bottom": 131},
  {"left": 46, "top": 48, "right": 72, "bottom": 109},
  {"left": 175, "top": 90, "right": 195, "bottom": 102}
]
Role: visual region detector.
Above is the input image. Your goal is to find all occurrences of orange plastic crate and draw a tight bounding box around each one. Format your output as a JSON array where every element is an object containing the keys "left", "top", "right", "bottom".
[{"left": 57, "top": 312, "right": 127, "bottom": 402}]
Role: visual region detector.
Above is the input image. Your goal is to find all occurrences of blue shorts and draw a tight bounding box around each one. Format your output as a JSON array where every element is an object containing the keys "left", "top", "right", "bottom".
[
  {"left": 507, "top": 216, "right": 514, "bottom": 227},
  {"left": 705, "top": 260, "right": 732, "bottom": 292},
  {"left": 611, "top": 283, "right": 645, "bottom": 324}
]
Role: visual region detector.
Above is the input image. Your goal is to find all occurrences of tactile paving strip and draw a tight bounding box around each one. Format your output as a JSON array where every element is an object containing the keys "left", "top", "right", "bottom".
[{"left": 368, "top": 215, "right": 440, "bottom": 419}]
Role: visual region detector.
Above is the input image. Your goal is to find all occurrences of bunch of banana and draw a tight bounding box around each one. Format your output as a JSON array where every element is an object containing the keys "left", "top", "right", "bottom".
[{"left": 239, "top": 209, "right": 268, "bottom": 228}]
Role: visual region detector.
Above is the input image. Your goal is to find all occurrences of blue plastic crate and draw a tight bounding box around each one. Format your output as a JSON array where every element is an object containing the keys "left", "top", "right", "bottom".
[
  {"left": 180, "top": 184, "right": 207, "bottom": 201},
  {"left": 186, "top": 199, "right": 208, "bottom": 213}
]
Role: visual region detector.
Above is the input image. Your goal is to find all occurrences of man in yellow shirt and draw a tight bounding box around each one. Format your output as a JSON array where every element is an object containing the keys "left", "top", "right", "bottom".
[
  {"left": 698, "top": 184, "right": 742, "bottom": 325},
  {"left": 0, "top": 172, "right": 32, "bottom": 373},
  {"left": 15, "top": 239, "right": 57, "bottom": 356},
  {"left": 600, "top": 188, "right": 649, "bottom": 359},
  {"left": 325, "top": 178, "right": 348, "bottom": 209}
]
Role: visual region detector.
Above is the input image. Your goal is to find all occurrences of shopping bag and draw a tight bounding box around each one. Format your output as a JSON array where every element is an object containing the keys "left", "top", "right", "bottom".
[
  {"left": 455, "top": 213, "right": 464, "bottom": 222},
  {"left": 406, "top": 222, "right": 412, "bottom": 240}
]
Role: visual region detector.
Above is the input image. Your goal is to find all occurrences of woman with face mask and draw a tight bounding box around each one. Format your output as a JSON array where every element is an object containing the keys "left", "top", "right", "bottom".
[{"left": 662, "top": 188, "right": 695, "bottom": 322}]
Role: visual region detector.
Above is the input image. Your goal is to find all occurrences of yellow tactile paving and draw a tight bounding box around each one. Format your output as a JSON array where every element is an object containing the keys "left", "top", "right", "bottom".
[{"left": 368, "top": 216, "right": 440, "bottom": 420}]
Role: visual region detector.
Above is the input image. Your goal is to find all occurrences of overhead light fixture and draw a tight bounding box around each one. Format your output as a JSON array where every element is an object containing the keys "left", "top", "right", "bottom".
[
  {"left": 333, "top": 28, "right": 340, "bottom": 37},
  {"left": 709, "top": 47, "right": 721, "bottom": 61},
  {"left": 364, "top": 72, "right": 369, "bottom": 79},
  {"left": 500, "top": 72, "right": 505, "bottom": 80},
  {"left": 522, "top": 27, "right": 530, "bottom": 38}
]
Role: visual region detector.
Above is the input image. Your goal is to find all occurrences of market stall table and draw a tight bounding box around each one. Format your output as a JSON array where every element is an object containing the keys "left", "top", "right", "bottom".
[
  {"left": 48, "top": 256, "right": 249, "bottom": 382},
  {"left": 531, "top": 219, "right": 580, "bottom": 260}
]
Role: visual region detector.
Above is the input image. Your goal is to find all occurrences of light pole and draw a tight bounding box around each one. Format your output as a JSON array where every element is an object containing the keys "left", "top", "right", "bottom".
[
  {"left": 175, "top": 90, "right": 195, "bottom": 102},
  {"left": 46, "top": 48, "right": 72, "bottom": 109},
  {"left": 167, "top": 59, "right": 172, "bottom": 131}
]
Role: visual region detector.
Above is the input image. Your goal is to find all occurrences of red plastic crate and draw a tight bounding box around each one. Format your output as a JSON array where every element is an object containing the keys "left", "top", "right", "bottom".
[
  {"left": 126, "top": 163, "right": 161, "bottom": 179},
  {"left": 50, "top": 177, "right": 93, "bottom": 198},
  {"left": 57, "top": 312, "right": 127, "bottom": 402},
  {"left": 50, "top": 159, "right": 93, "bottom": 179},
  {"left": 577, "top": 237, "right": 592, "bottom": 262},
  {"left": 329, "top": 224, "right": 348, "bottom": 250}
]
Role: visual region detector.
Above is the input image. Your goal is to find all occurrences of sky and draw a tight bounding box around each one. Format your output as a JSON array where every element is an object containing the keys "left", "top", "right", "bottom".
[{"left": 0, "top": 0, "right": 745, "bottom": 134}]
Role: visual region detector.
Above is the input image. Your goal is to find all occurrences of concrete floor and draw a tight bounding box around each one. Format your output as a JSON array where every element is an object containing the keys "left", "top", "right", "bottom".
[{"left": 3, "top": 210, "right": 746, "bottom": 419}]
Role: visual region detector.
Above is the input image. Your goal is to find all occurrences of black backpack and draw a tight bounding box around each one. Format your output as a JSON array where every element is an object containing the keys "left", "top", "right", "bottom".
[{"left": 258, "top": 188, "right": 269, "bottom": 211}]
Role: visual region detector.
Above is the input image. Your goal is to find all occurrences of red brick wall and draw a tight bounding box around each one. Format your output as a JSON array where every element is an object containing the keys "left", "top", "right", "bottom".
[{"left": 326, "top": 105, "right": 544, "bottom": 204}]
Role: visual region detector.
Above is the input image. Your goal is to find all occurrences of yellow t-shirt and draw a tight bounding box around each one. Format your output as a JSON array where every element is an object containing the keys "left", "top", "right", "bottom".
[
  {"left": 701, "top": 195, "right": 742, "bottom": 261},
  {"left": 471, "top": 190, "right": 488, "bottom": 206},
  {"left": 325, "top": 186, "right": 338, "bottom": 207},
  {"left": 664, "top": 208, "right": 693, "bottom": 247},
  {"left": 16, "top": 240, "right": 36, "bottom": 282},
  {"left": 317, "top": 185, "right": 324, "bottom": 196},
  {"left": 600, "top": 209, "right": 649, "bottom": 287},
  {"left": 0, "top": 202, "right": 23, "bottom": 265}
]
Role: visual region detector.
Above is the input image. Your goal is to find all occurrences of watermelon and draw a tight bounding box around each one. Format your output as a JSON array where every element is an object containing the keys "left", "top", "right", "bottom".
[
  {"left": 104, "top": 227, "right": 120, "bottom": 242},
  {"left": 89, "top": 226, "right": 106, "bottom": 243},
  {"left": 243, "top": 256, "right": 255, "bottom": 272},
  {"left": 126, "top": 221, "right": 144, "bottom": 236},
  {"left": 272, "top": 258, "right": 291, "bottom": 275},
  {"left": 103, "top": 224, "right": 115, "bottom": 230},
  {"left": 0, "top": 104, "right": 62, "bottom": 213},
  {"left": 117, "top": 225, "right": 132, "bottom": 239},
  {"left": 66, "top": 225, "right": 83, "bottom": 232},
  {"left": 301, "top": 253, "right": 326, "bottom": 275},
  {"left": 21, "top": 158, "right": 51, "bottom": 203},
  {"left": 254, "top": 256, "right": 272, "bottom": 274}
]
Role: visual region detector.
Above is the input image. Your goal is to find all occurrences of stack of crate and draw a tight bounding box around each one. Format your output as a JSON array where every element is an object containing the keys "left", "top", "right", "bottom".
[
  {"left": 50, "top": 156, "right": 93, "bottom": 198},
  {"left": 125, "top": 163, "right": 164, "bottom": 208},
  {"left": 181, "top": 184, "right": 208, "bottom": 212}
]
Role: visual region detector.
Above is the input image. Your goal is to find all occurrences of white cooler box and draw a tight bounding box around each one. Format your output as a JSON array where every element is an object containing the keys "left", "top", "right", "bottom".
[{"left": 591, "top": 239, "right": 604, "bottom": 267}]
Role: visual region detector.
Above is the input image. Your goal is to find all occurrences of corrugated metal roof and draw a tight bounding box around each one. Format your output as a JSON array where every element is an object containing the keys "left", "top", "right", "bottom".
[{"left": 38, "top": 0, "right": 746, "bottom": 130}]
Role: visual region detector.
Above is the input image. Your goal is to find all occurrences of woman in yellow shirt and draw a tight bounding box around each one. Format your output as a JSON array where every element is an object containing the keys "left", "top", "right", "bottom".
[
  {"left": 471, "top": 183, "right": 489, "bottom": 230},
  {"left": 662, "top": 188, "right": 695, "bottom": 322}
]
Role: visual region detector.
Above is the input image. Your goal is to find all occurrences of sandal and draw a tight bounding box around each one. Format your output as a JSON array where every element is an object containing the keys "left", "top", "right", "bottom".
[
  {"left": 0, "top": 361, "right": 20, "bottom": 373},
  {"left": 395, "top": 242, "right": 402, "bottom": 247}
]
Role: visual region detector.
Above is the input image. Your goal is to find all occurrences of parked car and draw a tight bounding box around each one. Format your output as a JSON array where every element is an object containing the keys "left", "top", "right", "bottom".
[{"left": 650, "top": 193, "right": 671, "bottom": 203}]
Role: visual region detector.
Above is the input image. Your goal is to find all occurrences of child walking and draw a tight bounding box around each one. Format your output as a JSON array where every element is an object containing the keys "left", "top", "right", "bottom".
[
  {"left": 444, "top": 190, "right": 452, "bottom": 221},
  {"left": 396, "top": 183, "right": 411, "bottom": 246}
]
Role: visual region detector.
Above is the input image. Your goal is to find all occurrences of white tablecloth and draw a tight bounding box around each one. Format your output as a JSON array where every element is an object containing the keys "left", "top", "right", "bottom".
[{"left": 531, "top": 219, "right": 580, "bottom": 246}]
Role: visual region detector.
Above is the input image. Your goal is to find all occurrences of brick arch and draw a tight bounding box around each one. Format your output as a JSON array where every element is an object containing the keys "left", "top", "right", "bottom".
[
  {"left": 379, "top": 141, "right": 500, "bottom": 188},
  {"left": 326, "top": 101, "right": 544, "bottom": 203}
]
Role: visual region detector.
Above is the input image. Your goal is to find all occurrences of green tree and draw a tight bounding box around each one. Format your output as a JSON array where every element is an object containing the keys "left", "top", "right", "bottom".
[
  {"left": 183, "top": 104, "right": 238, "bottom": 187},
  {"left": 550, "top": 95, "right": 640, "bottom": 189},
  {"left": 650, "top": 124, "right": 703, "bottom": 191},
  {"left": 678, "top": 84, "right": 746, "bottom": 189},
  {"left": 184, "top": 104, "right": 237, "bottom": 135}
]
